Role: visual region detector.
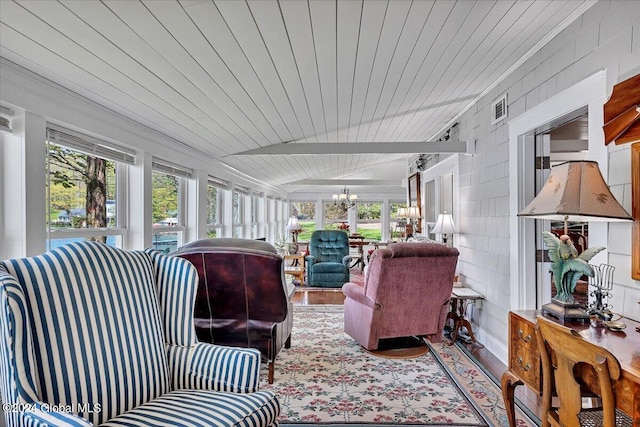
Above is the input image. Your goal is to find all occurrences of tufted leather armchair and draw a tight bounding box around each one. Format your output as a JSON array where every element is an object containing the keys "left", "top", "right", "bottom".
[
  {"left": 173, "top": 238, "right": 294, "bottom": 384},
  {"left": 306, "top": 230, "right": 351, "bottom": 288}
]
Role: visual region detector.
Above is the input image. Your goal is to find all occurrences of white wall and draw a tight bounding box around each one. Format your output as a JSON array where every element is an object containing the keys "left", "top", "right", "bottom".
[{"left": 453, "top": 0, "right": 640, "bottom": 363}]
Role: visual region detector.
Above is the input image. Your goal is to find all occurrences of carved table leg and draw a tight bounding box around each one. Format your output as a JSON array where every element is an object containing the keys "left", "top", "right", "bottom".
[
  {"left": 445, "top": 299, "right": 459, "bottom": 345},
  {"left": 501, "top": 369, "right": 523, "bottom": 427}
]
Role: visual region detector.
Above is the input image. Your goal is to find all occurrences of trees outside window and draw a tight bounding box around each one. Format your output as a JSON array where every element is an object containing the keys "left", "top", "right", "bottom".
[
  {"left": 356, "top": 202, "right": 382, "bottom": 240},
  {"left": 46, "top": 142, "right": 121, "bottom": 249},
  {"left": 207, "top": 184, "right": 220, "bottom": 238},
  {"left": 151, "top": 170, "right": 184, "bottom": 253},
  {"left": 290, "top": 201, "right": 316, "bottom": 241}
]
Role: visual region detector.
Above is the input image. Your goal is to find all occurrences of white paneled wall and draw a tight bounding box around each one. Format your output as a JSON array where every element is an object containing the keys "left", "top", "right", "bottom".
[{"left": 455, "top": 0, "right": 640, "bottom": 363}]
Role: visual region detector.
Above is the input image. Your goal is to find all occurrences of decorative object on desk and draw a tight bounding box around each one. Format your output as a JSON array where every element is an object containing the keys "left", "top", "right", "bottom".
[
  {"left": 332, "top": 186, "right": 357, "bottom": 212},
  {"left": 518, "top": 160, "right": 632, "bottom": 322},
  {"left": 337, "top": 221, "right": 349, "bottom": 231},
  {"left": 431, "top": 211, "right": 456, "bottom": 247},
  {"left": 604, "top": 320, "right": 627, "bottom": 331},
  {"left": 587, "top": 263, "right": 615, "bottom": 321},
  {"left": 541, "top": 231, "right": 604, "bottom": 314}
]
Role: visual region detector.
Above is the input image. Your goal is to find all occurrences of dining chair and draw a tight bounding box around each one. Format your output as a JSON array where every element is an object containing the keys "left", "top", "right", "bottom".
[{"left": 535, "top": 316, "right": 632, "bottom": 427}]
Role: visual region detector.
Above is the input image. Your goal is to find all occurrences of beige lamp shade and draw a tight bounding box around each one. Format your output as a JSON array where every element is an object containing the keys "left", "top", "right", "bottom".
[
  {"left": 406, "top": 206, "right": 421, "bottom": 219},
  {"left": 518, "top": 160, "right": 632, "bottom": 223},
  {"left": 286, "top": 216, "right": 301, "bottom": 231},
  {"left": 396, "top": 207, "right": 408, "bottom": 218}
]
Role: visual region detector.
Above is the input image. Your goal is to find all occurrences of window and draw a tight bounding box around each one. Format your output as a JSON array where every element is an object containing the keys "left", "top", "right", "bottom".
[
  {"left": 233, "top": 185, "right": 249, "bottom": 238},
  {"left": 46, "top": 125, "right": 133, "bottom": 250},
  {"left": 323, "top": 200, "right": 348, "bottom": 229},
  {"left": 291, "top": 201, "right": 316, "bottom": 241},
  {"left": 207, "top": 177, "right": 227, "bottom": 238},
  {"left": 356, "top": 201, "right": 382, "bottom": 240},
  {"left": 251, "top": 191, "right": 262, "bottom": 239},
  {"left": 152, "top": 159, "right": 192, "bottom": 253}
]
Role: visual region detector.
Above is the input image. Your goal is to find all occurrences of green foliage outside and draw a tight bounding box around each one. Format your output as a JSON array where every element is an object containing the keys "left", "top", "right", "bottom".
[
  {"left": 296, "top": 220, "right": 381, "bottom": 241},
  {"left": 152, "top": 171, "right": 178, "bottom": 223}
]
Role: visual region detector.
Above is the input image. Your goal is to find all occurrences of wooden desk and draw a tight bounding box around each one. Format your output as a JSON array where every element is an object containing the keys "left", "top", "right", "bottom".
[{"left": 501, "top": 310, "right": 640, "bottom": 426}]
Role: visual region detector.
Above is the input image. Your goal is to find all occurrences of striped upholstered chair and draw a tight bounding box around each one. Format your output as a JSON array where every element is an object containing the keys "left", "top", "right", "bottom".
[{"left": 0, "top": 241, "right": 279, "bottom": 427}]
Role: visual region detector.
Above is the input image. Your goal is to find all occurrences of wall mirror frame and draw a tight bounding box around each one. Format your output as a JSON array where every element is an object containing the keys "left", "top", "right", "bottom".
[
  {"left": 407, "top": 172, "right": 421, "bottom": 233},
  {"left": 632, "top": 142, "right": 640, "bottom": 280},
  {"left": 408, "top": 172, "right": 421, "bottom": 209}
]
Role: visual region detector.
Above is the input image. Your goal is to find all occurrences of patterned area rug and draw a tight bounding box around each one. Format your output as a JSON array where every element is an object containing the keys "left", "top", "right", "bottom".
[{"left": 261, "top": 307, "right": 536, "bottom": 426}]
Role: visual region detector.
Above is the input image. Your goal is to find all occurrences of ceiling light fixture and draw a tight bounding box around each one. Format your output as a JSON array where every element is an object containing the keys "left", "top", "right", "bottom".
[{"left": 332, "top": 186, "right": 357, "bottom": 212}]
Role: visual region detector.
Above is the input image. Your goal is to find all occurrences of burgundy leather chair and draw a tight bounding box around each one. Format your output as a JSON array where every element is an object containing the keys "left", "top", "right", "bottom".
[
  {"left": 173, "top": 238, "right": 294, "bottom": 383},
  {"left": 342, "top": 242, "right": 459, "bottom": 350}
]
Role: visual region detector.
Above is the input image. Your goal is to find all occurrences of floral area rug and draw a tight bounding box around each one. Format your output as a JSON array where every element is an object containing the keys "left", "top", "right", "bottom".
[{"left": 261, "top": 307, "right": 489, "bottom": 426}]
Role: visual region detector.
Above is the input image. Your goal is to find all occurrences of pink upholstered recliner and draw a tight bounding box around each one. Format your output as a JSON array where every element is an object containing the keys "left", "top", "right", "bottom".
[{"left": 342, "top": 242, "right": 459, "bottom": 350}]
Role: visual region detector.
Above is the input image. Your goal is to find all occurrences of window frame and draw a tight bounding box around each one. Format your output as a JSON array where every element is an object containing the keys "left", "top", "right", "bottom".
[
  {"left": 45, "top": 126, "right": 130, "bottom": 250},
  {"left": 151, "top": 159, "right": 192, "bottom": 252}
]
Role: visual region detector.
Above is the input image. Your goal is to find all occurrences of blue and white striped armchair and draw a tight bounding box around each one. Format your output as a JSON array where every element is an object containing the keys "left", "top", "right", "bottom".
[{"left": 0, "top": 241, "right": 279, "bottom": 427}]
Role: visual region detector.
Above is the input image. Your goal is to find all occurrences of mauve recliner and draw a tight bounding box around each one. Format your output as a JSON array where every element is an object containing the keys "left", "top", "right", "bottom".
[
  {"left": 173, "top": 238, "right": 294, "bottom": 384},
  {"left": 342, "top": 242, "right": 459, "bottom": 350}
]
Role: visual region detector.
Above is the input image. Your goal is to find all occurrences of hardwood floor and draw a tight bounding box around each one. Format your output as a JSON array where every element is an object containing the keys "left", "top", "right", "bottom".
[
  {"left": 292, "top": 288, "right": 346, "bottom": 305},
  {"left": 292, "top": 287, "right": 543, "bottom": 421}
]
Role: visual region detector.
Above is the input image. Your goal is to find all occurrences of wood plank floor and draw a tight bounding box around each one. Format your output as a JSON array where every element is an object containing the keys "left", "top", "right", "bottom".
[{"left": 292, "top": 288, "right": 543, "bottom": 419}]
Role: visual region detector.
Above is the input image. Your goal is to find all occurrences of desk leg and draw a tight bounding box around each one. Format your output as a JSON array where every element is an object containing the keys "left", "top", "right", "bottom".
[{"left": 501, "top": 370, "right": 523, "bottom": 427}]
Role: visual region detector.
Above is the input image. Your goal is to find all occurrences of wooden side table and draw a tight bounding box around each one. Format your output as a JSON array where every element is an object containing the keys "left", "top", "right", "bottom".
[
  {"left": 446, "top": 287, "right": 483, "bottom": 345},
  {"left": 284, "top": 254, "right": 305, "bottom": 286}
]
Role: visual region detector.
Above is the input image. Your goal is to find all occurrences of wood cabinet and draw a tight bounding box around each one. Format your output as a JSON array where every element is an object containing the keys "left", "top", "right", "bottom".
[{"left": 508, "top": 311, "right": 541, "bottom": 392}]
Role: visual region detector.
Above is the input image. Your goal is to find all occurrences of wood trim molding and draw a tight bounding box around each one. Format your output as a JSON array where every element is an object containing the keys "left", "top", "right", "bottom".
[
  {"left": 603, "top": 73, "right": 640, "bottom": 145},
  {"left": 632, "top": 143, "right": 640, "bottom": 280}
]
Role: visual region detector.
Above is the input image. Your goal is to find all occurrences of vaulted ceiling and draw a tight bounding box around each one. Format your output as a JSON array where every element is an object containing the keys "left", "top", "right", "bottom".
[{"left": 0, "top": 0, "right": 594, "bottom": 197}]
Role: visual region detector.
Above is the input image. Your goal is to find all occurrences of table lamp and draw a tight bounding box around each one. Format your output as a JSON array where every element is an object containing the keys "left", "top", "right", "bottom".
[
  {"left": 431, "top": 211, "right": 456, "bottom": 246},
  {"left": 286, "top": 216, "right": 302, "bottom": 248},
  {"left": 517, "top": 160, "right": 632, "bottom": 321},
  {"left": 405, "top": 206, "right": 421, "bottom": 237}
]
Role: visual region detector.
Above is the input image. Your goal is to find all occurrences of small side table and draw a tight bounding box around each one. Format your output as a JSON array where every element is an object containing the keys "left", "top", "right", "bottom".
[
  {"left": 284, "top": 254, "right": 305, "bottom": 286},
  {"left": 446, "top": 287, "right": 483, "bottom": 345}
]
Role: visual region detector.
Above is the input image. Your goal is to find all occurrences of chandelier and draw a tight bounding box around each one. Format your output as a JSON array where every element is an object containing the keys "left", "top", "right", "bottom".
[{"left": 332, "top": 186, "right": 357, "bottom": 212}]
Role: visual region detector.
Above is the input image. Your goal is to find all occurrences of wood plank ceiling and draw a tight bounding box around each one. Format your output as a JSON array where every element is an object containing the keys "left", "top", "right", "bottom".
[{"left": 0, "top": 0, "right": 594, "bottom": 196}]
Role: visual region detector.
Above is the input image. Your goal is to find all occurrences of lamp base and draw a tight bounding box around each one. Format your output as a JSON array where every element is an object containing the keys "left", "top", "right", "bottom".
[{"left": 542, "top": 299, "right": 589, "bottom": 323}]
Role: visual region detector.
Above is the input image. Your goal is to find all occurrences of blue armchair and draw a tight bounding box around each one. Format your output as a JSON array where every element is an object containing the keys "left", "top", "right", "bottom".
[
  {"left": 306, "top": 230, "right": 351, "bottom": 288},
  {"left": 0, "top": 241, "right": 279, "bottom": 427}
]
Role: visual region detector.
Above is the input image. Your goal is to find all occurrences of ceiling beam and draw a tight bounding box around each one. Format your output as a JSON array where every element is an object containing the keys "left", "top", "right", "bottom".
[
  {"left": 286, "top": 179, "right": 399, "bottom": 186},
  {"left": 232, "top": 141, "right": 467, "bottom": 155}
]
